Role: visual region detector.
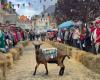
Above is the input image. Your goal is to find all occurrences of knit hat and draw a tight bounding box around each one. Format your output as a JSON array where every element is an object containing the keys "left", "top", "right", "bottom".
[{"left": 95, "top": 20, "right": 100, "bottom": 24}]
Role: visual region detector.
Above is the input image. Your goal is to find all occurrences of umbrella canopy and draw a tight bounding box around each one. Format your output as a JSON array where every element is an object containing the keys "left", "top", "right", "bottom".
[{"left": 59, "top": 21, "right": 74, "bottom": 29}]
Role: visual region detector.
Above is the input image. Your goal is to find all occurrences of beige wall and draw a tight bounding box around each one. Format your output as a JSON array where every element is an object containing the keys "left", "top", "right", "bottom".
[
  {"left": 3, "top": 14, "right": 17, "bottom": 24},
  {"left": 0, "top": 14, "right": 4, "bottom": 23},
  {"left": 36, "top": 17, "right": 50, "bottom": 28}
]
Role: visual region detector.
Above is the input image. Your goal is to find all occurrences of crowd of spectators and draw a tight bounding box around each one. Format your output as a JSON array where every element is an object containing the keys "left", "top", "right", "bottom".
[
  {"left": 47, "top": 20, "right": 100, "bottom": 54},
  {"left": 0, "top": 20, "right": 100, "bottom": 54},
  {"left": 0, "top": 27, "right": 47, "bottom": 52}
]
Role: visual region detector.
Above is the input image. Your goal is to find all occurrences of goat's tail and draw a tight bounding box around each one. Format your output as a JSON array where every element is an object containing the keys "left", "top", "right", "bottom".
[
  {"left": 66, "top": 55, "right": 70, "bottom": 59},
  {"left": 62, "top": 55, "right": 70, "bottom": 63}
]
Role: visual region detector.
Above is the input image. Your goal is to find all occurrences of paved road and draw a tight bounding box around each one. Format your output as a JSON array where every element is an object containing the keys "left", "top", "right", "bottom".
[{"left": 7, "top": 42, "right": 100, "bottom": 80}]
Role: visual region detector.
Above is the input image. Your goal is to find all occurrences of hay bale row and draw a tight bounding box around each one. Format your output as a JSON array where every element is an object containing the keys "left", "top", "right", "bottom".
[
  {"left": 0, "top": 53, "right": 7, "bottom": 80},
  {"left": 0, "top": 41, "right": 29, "bottom": 80},
  {"left": 47, "top": 41, "right": 100, "bottom": 74},
  {"left": 0, "top": 47, "right": 23, "bottom": 80}
]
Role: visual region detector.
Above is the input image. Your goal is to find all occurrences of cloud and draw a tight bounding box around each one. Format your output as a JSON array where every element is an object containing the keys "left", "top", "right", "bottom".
[
  {"left": 17, "top": 8, "right": 40, "bottom": 18},
  {"left": 8, "top": 0, "right": 57, "bottom": 17}
]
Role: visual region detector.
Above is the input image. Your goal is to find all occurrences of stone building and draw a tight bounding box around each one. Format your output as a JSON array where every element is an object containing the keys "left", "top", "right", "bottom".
[{"left": 0, "top": 0, "right": 18, "bottom": 24}]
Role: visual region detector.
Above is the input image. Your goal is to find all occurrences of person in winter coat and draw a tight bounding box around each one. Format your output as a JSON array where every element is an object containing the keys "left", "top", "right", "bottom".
[
  {"left": 0, "top": 29, "right": 6, "bottom": 52},
  {"left": 72, "top": 27, "right": 80, "bottom": 48},
  {"left": 92, "top": 21, "right": 100, "bottom": 54},
  {"left": 64, "top": 29, "right": 69, "bottom": 44},
  {"left": 32, "top": 31, "right": 35, "bottom": 40},
  {"left": 29, "top": 30, "right": 33, "bottom": 41},
  {"left": 13, "top": 31, "right": 18, "bottom": 46}
]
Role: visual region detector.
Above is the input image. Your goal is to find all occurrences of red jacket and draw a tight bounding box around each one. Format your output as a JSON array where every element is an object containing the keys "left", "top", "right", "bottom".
[
  {"left": 96, "top": 28, "right": 100, "bottom": 43},
  {"left": 13, "top": 31, "right": 18, "bottom": 44},
  {"left": 20, "top": 31, "right": 24, "bottom": 38},
  {"left": 90, "top": 26, "right": 95, "bottom": 33},
  {"left": 80, "top": 34, "right": 85, "bottom": 41}
]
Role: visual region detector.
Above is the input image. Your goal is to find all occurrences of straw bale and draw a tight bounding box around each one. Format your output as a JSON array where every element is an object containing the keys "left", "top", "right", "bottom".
[
  {"left": 80, "top": 52, "right": 95, "bottom": 67},
  {"left": 74, "top": 50, "right": 86, "bottom": 62},
  {"left": 0, "top": 53, "right": 7, "bottom": 80},
  {"left": 4, "top": 52, "right": 13, "bottom": 69},
  {"left": 91, "top": 55, "right": 100, "bottom": 74},
  {"left": 15, "top": 47, "right": 22, "bottom": 56},
  {"left": 9, "top": 48, "right": 19, "bottom": 61},
  {"left": 71, "top": 48, "right": 79, "bottom": 59}
]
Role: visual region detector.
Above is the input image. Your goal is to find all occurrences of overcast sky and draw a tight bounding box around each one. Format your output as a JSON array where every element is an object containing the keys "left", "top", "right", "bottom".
[{"left": 8, "top": 0, "right": 57, "bottom": 18}]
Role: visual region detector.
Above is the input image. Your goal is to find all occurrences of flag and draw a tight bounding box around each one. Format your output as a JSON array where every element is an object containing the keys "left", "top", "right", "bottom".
[
  {"left": 17, "top": 4, "right": 20, "bottom": 8},
  {"left": 12, "top": 4, "right": 14, "bottom": 8},
  {"left": 28, "top": 2, "right": 31, "bottom": 6},
  {"left": 9, "top": 2, "right": 12, "bottom": 8},
  {"left": 23, "top": 3, "right": 25, "bottom": 7},
  {"left": 40, "top": 0, "right": 41, "bottom": 3},
  {"left": 43, "top": 5, "right": 45, "bottom": 11},
  {"left": 4, "top": 3, "right": 10, "bottom": 9}
]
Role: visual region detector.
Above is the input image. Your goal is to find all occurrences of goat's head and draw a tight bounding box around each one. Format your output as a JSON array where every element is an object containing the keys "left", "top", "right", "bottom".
[{"left": 33, "top": 41, "right": 43, "bottom": 50}]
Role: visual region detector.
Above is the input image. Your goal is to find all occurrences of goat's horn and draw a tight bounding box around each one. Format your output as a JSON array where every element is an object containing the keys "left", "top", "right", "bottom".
[{"left": 40, "top": 43, "right": 43, "bottom": 45}]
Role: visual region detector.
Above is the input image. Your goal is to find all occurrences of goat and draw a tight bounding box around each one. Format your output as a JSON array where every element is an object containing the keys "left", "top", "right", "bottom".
[
  {"left": 33, "top": 42, "right": 70, "bottom": 76},
  {"left": 0, "top": 53, "right": 7, "bottom": 80}
]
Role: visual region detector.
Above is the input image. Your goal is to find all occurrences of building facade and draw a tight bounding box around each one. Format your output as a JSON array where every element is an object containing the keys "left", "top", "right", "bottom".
[{"left": 0, "top": 0, "right": 18, "bottom": 24}]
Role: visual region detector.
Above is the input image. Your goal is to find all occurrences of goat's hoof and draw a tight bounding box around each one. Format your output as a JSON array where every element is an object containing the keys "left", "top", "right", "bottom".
[
  {"left": 45, "top": 73, "right": 48, "bottom": 75},
  {"left": 59, "top": 68, "right": 64, "bottom": 76},
  {"left": 33, "top": 73, "right": 36, "bottom": 76},
  {"left": 59, "top": 72, "right": 64, "bottom": 76},
  {"left": 59, "top": 71, "right": 64, "bottom": 76}
]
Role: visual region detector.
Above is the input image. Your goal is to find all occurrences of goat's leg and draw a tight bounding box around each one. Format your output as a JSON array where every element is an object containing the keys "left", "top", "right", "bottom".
[
  {"left": 44, "top": 63, "right": 48, "bottom": 75},
  {"left": 33, "top": 63, "right": 39, "bottom": 75},
  {"left": 59, "top": 65, "right": 65, "bottom": 76},
  {"left": 58, "top": 58, "right": 65, "bottom": 76}
]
